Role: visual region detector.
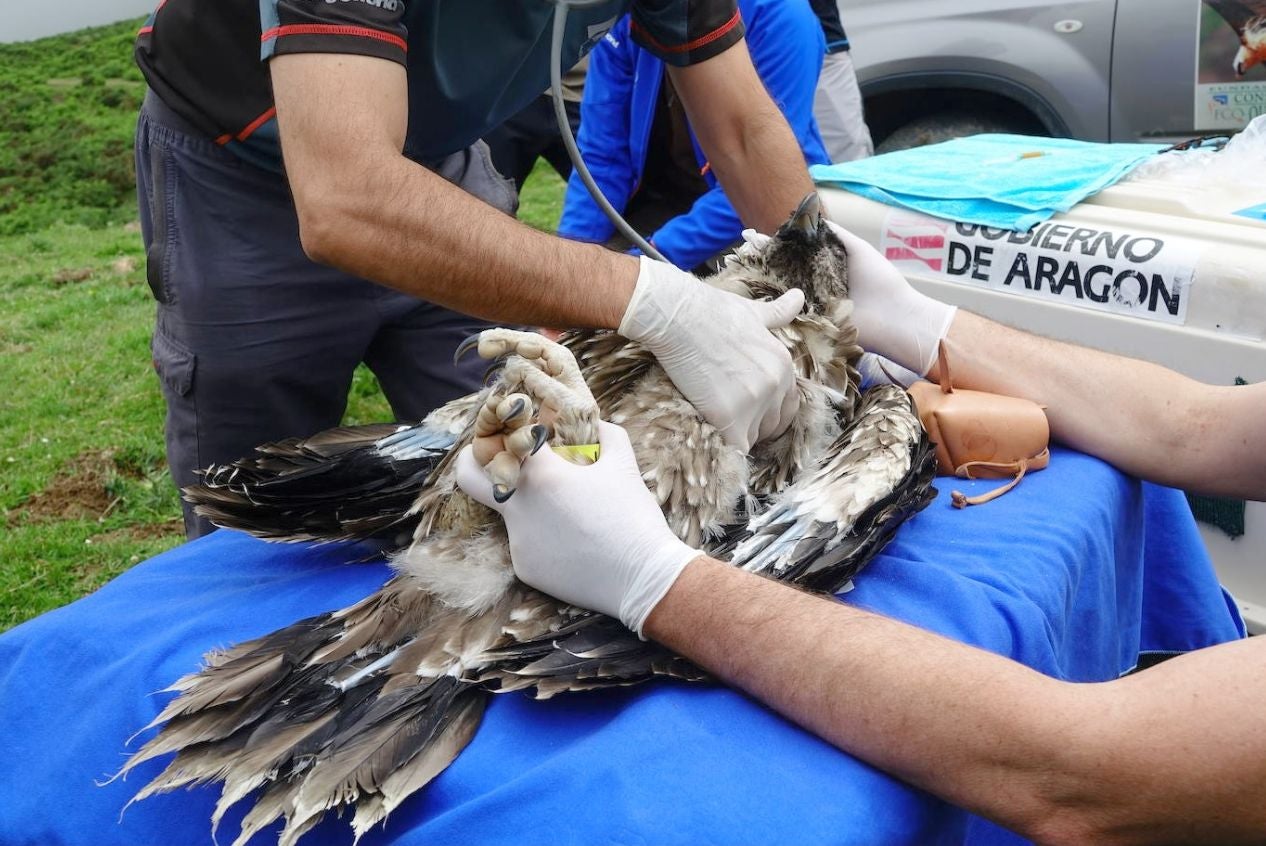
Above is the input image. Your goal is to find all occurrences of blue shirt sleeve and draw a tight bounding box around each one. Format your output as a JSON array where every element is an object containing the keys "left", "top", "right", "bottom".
[
  {"left": 650, "top": 0, "right": 829, "bottom": 268},
  {"left": 558, "top": 21, "right": 639, "bottom": 245}
]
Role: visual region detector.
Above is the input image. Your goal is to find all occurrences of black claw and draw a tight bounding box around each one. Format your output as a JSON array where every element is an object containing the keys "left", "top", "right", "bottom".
[
  {"left": 482, "top": 354, "right": 512, "bottom": 386},
  {"left": 499, "top": 396, "right": 527, "bottom": 422},
  {"left": 453, "top": 333, "right": 483, "bottom": 365},
  {"left": 492, "top": 484, "right": 514, "bottom": 503},
  {"left": 530, "top": 424, "right": 550, "bottom": 455}
]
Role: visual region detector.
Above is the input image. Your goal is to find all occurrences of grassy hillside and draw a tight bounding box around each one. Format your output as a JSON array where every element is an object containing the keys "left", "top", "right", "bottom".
[
  {"left": 0, "top": 19, "right": 566, "bottom": 631},
  {"left": 0, "top": 19, "right": 147, "bottom": 235}
]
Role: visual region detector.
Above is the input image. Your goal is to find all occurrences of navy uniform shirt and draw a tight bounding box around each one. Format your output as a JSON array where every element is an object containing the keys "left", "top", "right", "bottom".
[
  {"left": 806, "top": 0, "right": 850, "bottom": 54},
  {"left": 135, "top": 0, "right": 745, "bottom": 171}
]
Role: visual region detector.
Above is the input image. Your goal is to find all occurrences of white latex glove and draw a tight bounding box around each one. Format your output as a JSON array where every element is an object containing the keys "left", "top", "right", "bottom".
[
  {"left": 620, "top": 255, "right": 804, "bottom": 453},
  {"left": 454, "top": 420, "right": 702, "bottom": 637},
  {"left": 824, "top": 221, "right": 957, "bottom": 376}
]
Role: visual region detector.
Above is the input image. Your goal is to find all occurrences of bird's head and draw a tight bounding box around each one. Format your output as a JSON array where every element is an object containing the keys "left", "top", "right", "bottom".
[
  {"left": 710, "top": 193, "right": 852, "bottom": 326},
  {"left": 708, "top": 193, "right": 861, "bottom": 407}
]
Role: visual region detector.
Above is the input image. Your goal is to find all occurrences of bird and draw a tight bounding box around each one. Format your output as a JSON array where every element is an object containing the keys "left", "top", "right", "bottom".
[
  {"left": 1206, "top": 0, "right": 1266, "bottom": 77},
  {"left": 116, "top": 194, "right": 939, "bottom": 846}
]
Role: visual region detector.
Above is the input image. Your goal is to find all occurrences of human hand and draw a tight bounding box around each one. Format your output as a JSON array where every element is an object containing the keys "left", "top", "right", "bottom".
[
  {"left": 824, "top": 221, "right": 956, "bottom": 376},
  {"left": 619, "top": 256, "right": 804, "bottom": 453},
  {"left": 454, "top": 420, "right": 702, "bottom": 636}
]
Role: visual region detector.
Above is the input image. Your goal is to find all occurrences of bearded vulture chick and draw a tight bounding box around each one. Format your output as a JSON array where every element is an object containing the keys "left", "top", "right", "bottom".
[
  {"left": 1206, "top": 0, "right": 1266, "bottom": 76},
  {"left": 118, "top": 195, "right": 938, "bottom": 846}
]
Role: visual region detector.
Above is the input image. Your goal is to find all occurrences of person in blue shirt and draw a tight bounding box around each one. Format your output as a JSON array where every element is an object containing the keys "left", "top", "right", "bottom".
[{"left": 557, "top": 0, "right": 830, "bottom": 272}]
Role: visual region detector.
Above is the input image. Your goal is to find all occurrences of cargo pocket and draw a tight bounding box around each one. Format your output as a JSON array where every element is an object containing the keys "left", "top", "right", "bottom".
[{"left": 151, "top": 329, "right": 196, "bottom": 397}]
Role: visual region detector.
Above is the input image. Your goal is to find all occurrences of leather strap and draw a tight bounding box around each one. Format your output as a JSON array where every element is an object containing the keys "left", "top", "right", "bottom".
[
  {"left": 949, "top": 448, "right": 1050, "bottom": 508},
  {"left": 936, "top": 342, "right": 954, "bottom": 394}
]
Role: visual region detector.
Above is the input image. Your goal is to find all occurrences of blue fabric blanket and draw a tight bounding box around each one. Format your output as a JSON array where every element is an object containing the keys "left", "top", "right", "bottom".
[
  {"left": 811, "top": 135, "right": 1165, "bottom": 231},
  {"left": 0, "top": 448, "right": 1243, "bottom": 846}
]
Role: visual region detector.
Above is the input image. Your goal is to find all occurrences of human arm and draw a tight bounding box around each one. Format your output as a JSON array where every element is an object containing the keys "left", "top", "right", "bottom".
[
  {"left": 647, "top": 0, "right": 829, "bottom": 268},
  {"left": 647, "top": 557, "right": 1266, "bottom": 846},
  {"left": 271, "top": 52, "right": 802, "bottom": 450},
  {"left": 272, "top": 52, "right": 635, "bottom": 329},
  {"left": 929, "top": 310, "right": 1266, "bottom": 500},
  {"left": 456, "top": 420, "right": 1266, "bottom": 846},
  {"left": 830, "top": 223, "right": 1266, "bottom": 500},
  {"left": 668, "top": 37, "right": 816, "bottom": 234},
  {"left": 557, "top": 23, "right": 638, "bottom": 245}
]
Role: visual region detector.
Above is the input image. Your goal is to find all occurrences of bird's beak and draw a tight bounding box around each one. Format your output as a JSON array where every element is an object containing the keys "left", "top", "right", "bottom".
[{"left": 778, "top": 193, "right": 824, "bottom": 241}]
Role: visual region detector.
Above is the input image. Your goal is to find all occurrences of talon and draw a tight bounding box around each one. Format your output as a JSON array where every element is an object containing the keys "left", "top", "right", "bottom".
[
  {"left": 498, "top": 396, "right": 527, "bottom": 423},
  {"left": 531, "top": 424, "right": 550, "bottom": 455},
  {"left": 454, "top": 333, "right": 484, "bottom": 364},
  {"left": 492, "top": 484, "right": 514, "bottom": 503}
]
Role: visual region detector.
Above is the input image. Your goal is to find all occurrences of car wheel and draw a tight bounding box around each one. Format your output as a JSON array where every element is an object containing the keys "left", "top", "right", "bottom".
[{"left": 876, "top": 112, "right": 1046, "bottom": 153}]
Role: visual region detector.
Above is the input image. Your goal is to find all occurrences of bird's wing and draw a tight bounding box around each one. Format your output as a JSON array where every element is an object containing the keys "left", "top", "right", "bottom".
[
  {"left": 480, "top": 608, "right": 706, "bottom": 699},
  {"left": 120, "top": 576, "right": 495, "bottom": 846},
  {"left": 1205, "top": 0, "right": 1266, "bottom": 31},
  {"left": 725, "top": 384, "right": 937, "bottom": 593},
  {"left": 185, "top": 393, "right": 480, "bottom": 545}
]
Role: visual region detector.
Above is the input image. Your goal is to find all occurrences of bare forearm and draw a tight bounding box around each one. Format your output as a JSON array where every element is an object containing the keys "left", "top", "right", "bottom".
[
  {"left": 644, "top": 557, "right": 1082, "bottom": 840},
  {"left": 669, "top": 43, "right": 814, "bottom": 234},
  {"left": 299, "top": 154, "right": 636, "bottom": 329},
  {"left": 273, "top": 52, "right": 636, "bottom": 330},
  {"left": 930, "top": 310, "right": 1266, "bottom": 499},
  {"left": 700, "top": 105, "right": 814, "bottom": 234},
  {"left": 645, "top": 558, "right": 1266, "bottom": 845}
]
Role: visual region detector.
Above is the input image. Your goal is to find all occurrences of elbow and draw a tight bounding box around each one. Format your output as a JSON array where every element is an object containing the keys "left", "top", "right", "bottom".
[{"left": 294, "top": 187, "right": 353, "bottom": 268}]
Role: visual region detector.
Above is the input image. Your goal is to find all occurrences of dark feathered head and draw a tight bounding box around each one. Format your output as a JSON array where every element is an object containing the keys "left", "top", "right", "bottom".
[
  {"left": 710, "top": 193, "right": 851, "bottom": 319},
  {"left": 707, "top": 193, "right": 862, "bottom": 415}
]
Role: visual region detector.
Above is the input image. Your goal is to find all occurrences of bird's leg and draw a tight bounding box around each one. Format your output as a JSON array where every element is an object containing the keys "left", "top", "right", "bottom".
[{"left": 457, "top": 328, "right": 592, "bottom": 395}]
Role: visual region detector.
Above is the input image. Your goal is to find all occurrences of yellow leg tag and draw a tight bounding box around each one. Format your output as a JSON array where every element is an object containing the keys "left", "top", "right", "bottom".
[{"left": 551, "top": 444, "right": 601, "bottom": 463}]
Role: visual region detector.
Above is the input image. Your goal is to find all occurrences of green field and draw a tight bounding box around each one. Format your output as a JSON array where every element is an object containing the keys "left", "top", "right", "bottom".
[{"left": 0, "top": 20, "right": 567, "bottom": 631}]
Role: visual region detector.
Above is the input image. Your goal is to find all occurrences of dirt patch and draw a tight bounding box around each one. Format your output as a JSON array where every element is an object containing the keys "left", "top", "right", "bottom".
[
  {"left": 52, "top": 266, "right": 94, "bottom": 286},
  {"left": 16, "top": 450, "right": 117, "bottom": 522},
  {"left": 93, "top": 519, "right": 183, "bottom": 544}
]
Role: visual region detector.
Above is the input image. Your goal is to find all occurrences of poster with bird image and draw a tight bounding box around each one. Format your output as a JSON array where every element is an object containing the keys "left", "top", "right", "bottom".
[{"left": 1197, "top": 0, "right": 1266, "bottom": 129}]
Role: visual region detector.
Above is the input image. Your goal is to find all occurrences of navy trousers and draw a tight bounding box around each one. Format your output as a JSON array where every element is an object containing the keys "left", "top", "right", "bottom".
[{"left": 136, "top": 91, "right": 512, "bottom": 538}]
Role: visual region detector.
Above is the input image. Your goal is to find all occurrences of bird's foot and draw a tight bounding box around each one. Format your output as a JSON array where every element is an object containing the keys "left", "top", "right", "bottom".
[{"left": 460, "top": 329, "right": 601, "bottom": 500}]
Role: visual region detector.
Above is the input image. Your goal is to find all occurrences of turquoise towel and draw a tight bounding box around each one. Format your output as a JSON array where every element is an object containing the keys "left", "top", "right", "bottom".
[{"left": 811, "top": 134, "right": 1165, "bottom": 231}]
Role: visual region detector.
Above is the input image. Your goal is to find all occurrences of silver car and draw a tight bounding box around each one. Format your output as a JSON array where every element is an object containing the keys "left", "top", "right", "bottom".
[{"left": 843, "top": 0, "right": 1266, "bottom": 150}]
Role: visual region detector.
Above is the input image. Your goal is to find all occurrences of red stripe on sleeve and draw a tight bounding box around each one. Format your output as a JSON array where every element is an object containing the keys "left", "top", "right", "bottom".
[
  {"left": 632, "top": 9, "right": 742, "bottom": 55},
  {"left": 261, "top": 24, "right": 407, "bottom": 53}
]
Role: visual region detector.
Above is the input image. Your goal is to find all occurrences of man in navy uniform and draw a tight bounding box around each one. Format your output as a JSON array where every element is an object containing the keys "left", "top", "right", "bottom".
[{"left": 134, "top": 0, "right": 812, "bottom": 536}]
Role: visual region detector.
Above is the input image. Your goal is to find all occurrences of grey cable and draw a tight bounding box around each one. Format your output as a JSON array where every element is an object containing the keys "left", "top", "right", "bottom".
[{"left": 550, "top": 0, "right": 668, "bottom": 262}]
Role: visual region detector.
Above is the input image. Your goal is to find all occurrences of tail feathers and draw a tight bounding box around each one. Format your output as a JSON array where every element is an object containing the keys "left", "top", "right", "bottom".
[
  {"left": 126, "top": 583, "right": 487, "bottom": 846},
  {"left": 186, "top": 423, "right": 455, "bottom": 545}
]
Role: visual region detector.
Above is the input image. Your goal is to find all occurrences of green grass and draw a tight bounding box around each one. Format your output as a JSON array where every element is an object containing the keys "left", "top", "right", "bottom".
[
  {"left": 0, "top": 20, "right": 568, "bottom": 632},
  {"left": 0, "top": 19, "right": 147, "bottom": 235}
]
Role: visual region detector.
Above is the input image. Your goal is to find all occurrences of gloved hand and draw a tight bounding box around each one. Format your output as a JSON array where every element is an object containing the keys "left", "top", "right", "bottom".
[
  {"left": 620, "top": 255, "right": 804, "bottom": 453},
  {"left": 824, "top": 221, "right": 957, "bottom": 376},
  {"left": 454, "top": 420, "right": 702, "bottom": 636}
]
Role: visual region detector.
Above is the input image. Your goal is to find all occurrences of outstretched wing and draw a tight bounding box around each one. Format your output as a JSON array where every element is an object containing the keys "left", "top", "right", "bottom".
[{"left": 185, "top": 393, "right": 481, "bottom": 545}]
